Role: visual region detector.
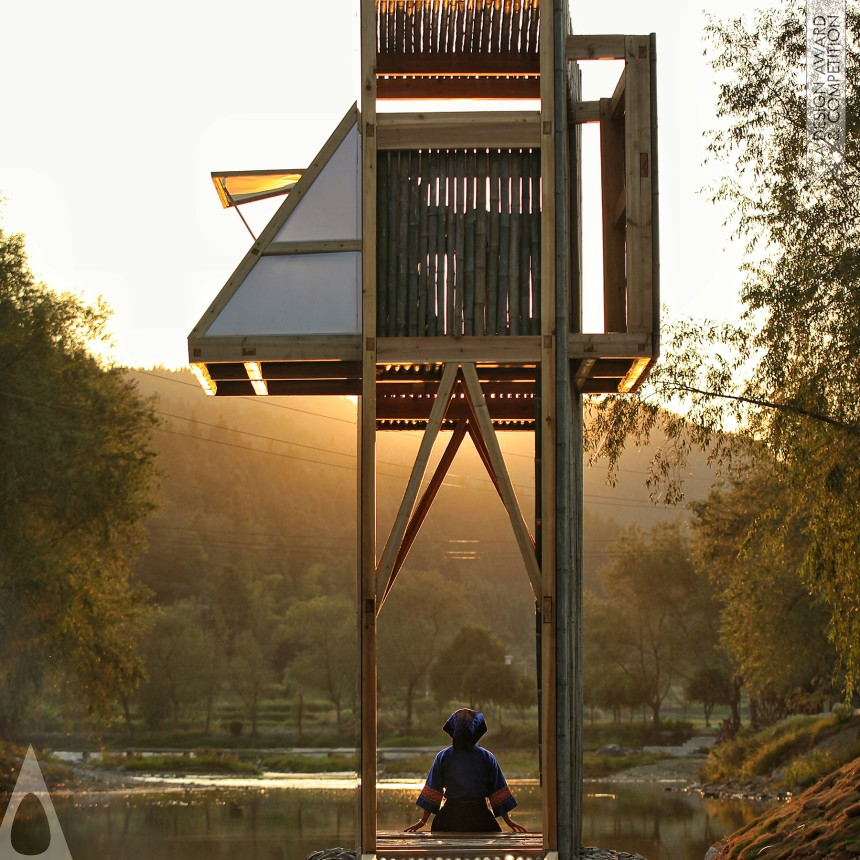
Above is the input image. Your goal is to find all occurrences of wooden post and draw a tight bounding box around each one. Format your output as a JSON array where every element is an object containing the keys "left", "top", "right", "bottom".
[
  {"left": 540, "top": 0, "right": 558, "bottom": 851},
  {"left": 359, "top": 0, "right": 377, "bottom": 854}
]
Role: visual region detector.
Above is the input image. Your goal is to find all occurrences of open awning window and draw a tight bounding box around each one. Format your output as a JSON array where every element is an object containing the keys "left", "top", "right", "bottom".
[{"left": 211, "top": 169, "right": 304, "bottom": 208}]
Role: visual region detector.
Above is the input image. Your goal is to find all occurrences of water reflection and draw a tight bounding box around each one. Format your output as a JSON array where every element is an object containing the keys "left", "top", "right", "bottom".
[
  {"left": 582, "top": 782, "right": 771, "bottom": 860},
  {"left": 7, "top": 779, "right": 769, "bottom": 860}
]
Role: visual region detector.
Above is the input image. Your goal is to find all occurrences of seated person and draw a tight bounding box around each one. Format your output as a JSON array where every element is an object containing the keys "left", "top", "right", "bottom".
[{"left": 404, "top": 708, "right": 527, "bottom": 833}]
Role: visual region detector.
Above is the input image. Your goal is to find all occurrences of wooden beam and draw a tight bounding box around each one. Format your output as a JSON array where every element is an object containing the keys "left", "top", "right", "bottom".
[
  {"left": 460, "top": 363, "right": 541, "bottom": 600},
  {"left": 377, "top": 336, "right": 541, "bottom": 363},
  {"left": 376, "top": 53, "right": 541, "bottom": 76},
  {"left": 189, "top": 335, "right": 362, "bottom": 364},
  {"left": 568, "top": 331, "right": 654, "bottom": 357},
  {"left": 566, "top": 34, "right": 627, "bottom": 60},
  {"left": 375, "top": 397, "right": 537, "bottom": 422},
  {"left": 263, "top": 240, "right": 362, "bottom": 255},
  {"left": 377, "top": 76, "right": 540, "bottom": 100},
  {"left": 573, "top": 358, "right": 596, "bottom": 393},
  {"left": 375, "top": 363, "right": 458, "bottom": 603},
  {"left": 377, "top": 111, "right": 541, "bottom": 150},
  {"left": 378, "top": 420, "right": 469, "bottom": 612},
  {"left": 571, "top": 101, "right": 601, "bottom": 123}
]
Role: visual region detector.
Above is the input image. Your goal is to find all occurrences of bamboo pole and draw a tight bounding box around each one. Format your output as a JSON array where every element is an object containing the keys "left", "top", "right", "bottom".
[
  {"left": 396, "top": 151, "right": 409, "bottom": 336},
  {"left": 445, "top": 152, "right": 456, "bottom": 334},
  {"left": 377, "top": 152, "right": 390, "bottom": 335},
  {"left": 475, "top": 149, "right": 488, "bottom": 335},
  {"left": 519, "top": 149, "right": 531, "bottom": 332},
  {"left": 407, "top": 151, "right": 420, "bottom": 337},
  {"left": 464, "top": 150, "right": 476, "bottom": 336},
  {"left": 509, "top": 150, "right": 521, "bottom": 335},
  {"left": 497, "top": 150, "right": 511, "bottom": 334},
  {"left": 487, "top": 151, "right": 500, "bottom": 335},
  {"left": 529, "top": 150, "right": 541, "bottom": 334},
  {"left": 417, "top": 151, "right": 430, "bottom": 335},
  {"left": 427, "top": 151, "right": 439, "bottom": 335},
  {"left": 435, "top": 152, "right": 447, "bottom": 336},
  {"left": 454, "top": 150, "right": 466, "bottom": 335}
]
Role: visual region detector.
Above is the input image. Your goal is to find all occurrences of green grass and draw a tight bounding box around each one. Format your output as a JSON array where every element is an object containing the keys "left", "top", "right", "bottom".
[
  {"left": 257, "top": 752, "right": 357, "bottom": 773},
  {"left": 98, "top": 752, "right": 259, "bottom": 774},
  {"left": 701, "top": 711, "right": 859, "bottom": 785}
]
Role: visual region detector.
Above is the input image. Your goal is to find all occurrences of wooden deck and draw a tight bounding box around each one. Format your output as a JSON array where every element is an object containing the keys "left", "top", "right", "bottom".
[{"left": 375, "top": 831, "right": 545, "bottom": 860}]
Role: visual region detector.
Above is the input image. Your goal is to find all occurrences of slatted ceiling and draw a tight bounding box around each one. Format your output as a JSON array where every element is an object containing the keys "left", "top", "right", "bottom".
[
  {"left": 377, "top": 0, "right": 540, "bottom": 57},
  {"left": 261, "top": 360, "right": 363, "bottom": 380},
  {"left": 376, "top": 0, "right": 540, "bottom": 98}
]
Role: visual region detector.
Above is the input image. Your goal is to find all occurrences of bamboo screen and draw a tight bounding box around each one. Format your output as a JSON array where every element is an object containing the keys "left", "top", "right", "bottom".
[
  {"left": 376, "top": 0, "right": 540, "bottom": 60},
  {"left": 377, "top": 148, "right": 541, "bottom": 337}
]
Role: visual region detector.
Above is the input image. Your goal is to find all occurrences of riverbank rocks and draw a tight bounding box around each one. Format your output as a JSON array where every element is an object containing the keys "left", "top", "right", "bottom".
[
  {"left": 305, "top": 849, "right": 356, "bottom": 860},
  {"left": 581, "top": 849, "right": 646, "bottom": 860},
  {"left": 306, "top": 848, "right": 645, "bottom": 860}
]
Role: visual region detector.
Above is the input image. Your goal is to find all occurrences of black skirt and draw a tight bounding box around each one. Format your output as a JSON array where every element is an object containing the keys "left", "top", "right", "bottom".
[{"left": 431, "top": 798, "right": 501, "bottom": 833}]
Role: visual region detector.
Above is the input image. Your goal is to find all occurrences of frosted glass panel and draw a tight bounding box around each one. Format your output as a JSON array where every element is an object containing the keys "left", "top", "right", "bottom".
[
  {"left": 274, "top": 124, "right": 361, "bottom": 241},
  {"left": 208, "top": 253, "right": 361, "bottom": 335}
]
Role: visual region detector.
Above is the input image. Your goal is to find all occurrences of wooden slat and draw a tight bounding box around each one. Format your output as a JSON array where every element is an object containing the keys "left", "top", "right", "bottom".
[
  {"left": 565, "top": 34, "right": 626, "bottom": 60},
  {"left": 460, "top": 362, "right": 541, "bottom": 600},
  {"left": 375, "top": 363, "right": 458, "bottom": 603}
]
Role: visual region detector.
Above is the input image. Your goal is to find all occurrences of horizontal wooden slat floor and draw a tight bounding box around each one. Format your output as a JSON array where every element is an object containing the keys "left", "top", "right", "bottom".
[{"left": 375, "top": 831, "right": 545, "bottom": 860}]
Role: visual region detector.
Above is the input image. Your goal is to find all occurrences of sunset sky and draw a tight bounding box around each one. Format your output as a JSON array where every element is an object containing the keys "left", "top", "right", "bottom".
[{"left": 1, "top": 0, "right": 758, "bottom": 369}]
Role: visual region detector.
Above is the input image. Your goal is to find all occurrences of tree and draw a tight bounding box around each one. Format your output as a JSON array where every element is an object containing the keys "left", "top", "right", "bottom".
[
  {"left": 137, "top": 602, "right": 215, "bottom": 730},
  {"left": 429, "top": 625, "right": 524, "bottom": 712},
  {"left": 284, "top": 595, "right": 355, "bottom": 733},
  {"left": 0, "top": 227, "right": 159, "bottom": 737},
  {"left": 691, "top": 464, "right": 838, "bottom": 721},
  {"left": 585, "top": 522, "right": 713, "bottom": 738},
  {"left": 377, "top": 569, "right": 466, "bottom": 731},
  {"left": 585, "top": 2, "right": 860, "bottom": 696}
]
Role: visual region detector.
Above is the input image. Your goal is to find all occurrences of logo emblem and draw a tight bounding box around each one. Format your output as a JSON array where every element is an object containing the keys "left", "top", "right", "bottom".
[{"left": 0, "top": 746, "right": 73, "bottom": 859}]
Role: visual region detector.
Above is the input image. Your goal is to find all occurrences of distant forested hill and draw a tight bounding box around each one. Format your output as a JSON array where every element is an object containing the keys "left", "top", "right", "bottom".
[{"left": 129, "top": 368, "right": 719, "bottom": 664}]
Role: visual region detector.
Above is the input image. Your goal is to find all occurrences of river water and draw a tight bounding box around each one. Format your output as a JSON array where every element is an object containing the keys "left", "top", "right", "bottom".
[{"left": 9, "top": 774, "right": 771, "bottom": 860}]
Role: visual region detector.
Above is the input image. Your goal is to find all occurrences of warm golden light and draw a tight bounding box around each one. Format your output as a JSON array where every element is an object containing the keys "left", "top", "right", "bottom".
[
  {"left": 244, "top": 361, "right": 269, "bottom": 396},
  {"left": 617, "top": 358, "right": 652, "bottom": 393},
  {"left": 190, "top": 363, "right": 216, "bottom": 396}
]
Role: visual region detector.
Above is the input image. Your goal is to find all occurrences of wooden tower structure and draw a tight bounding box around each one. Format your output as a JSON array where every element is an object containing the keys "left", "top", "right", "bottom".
[{"left": 188, "top": 2, "right": 658, "bottom": 858}]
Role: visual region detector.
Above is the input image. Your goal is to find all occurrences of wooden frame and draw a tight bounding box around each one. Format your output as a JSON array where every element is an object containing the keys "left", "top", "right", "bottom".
[
  {"left": 565, "top": 34, "right": 656, "bottom": 342},
  {"left": 377, "top": 112, "right": 541, "bottom": 150},
  {"left": 187, "top": 106, "right": 360, "bottom": 355}
]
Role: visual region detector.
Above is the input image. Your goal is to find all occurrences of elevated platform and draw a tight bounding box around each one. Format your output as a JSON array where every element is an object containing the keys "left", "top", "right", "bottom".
[{"left": 375, "top": 831, "right": 545, "bottom": 860}]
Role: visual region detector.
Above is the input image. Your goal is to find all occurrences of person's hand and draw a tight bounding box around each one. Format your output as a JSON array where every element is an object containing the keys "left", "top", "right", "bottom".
[
  {"left": 503, "top": 813, "right": 527, "bottom": 833},
  {"left": 404, "top": 819, "right": 428, "bottom": 833}
]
